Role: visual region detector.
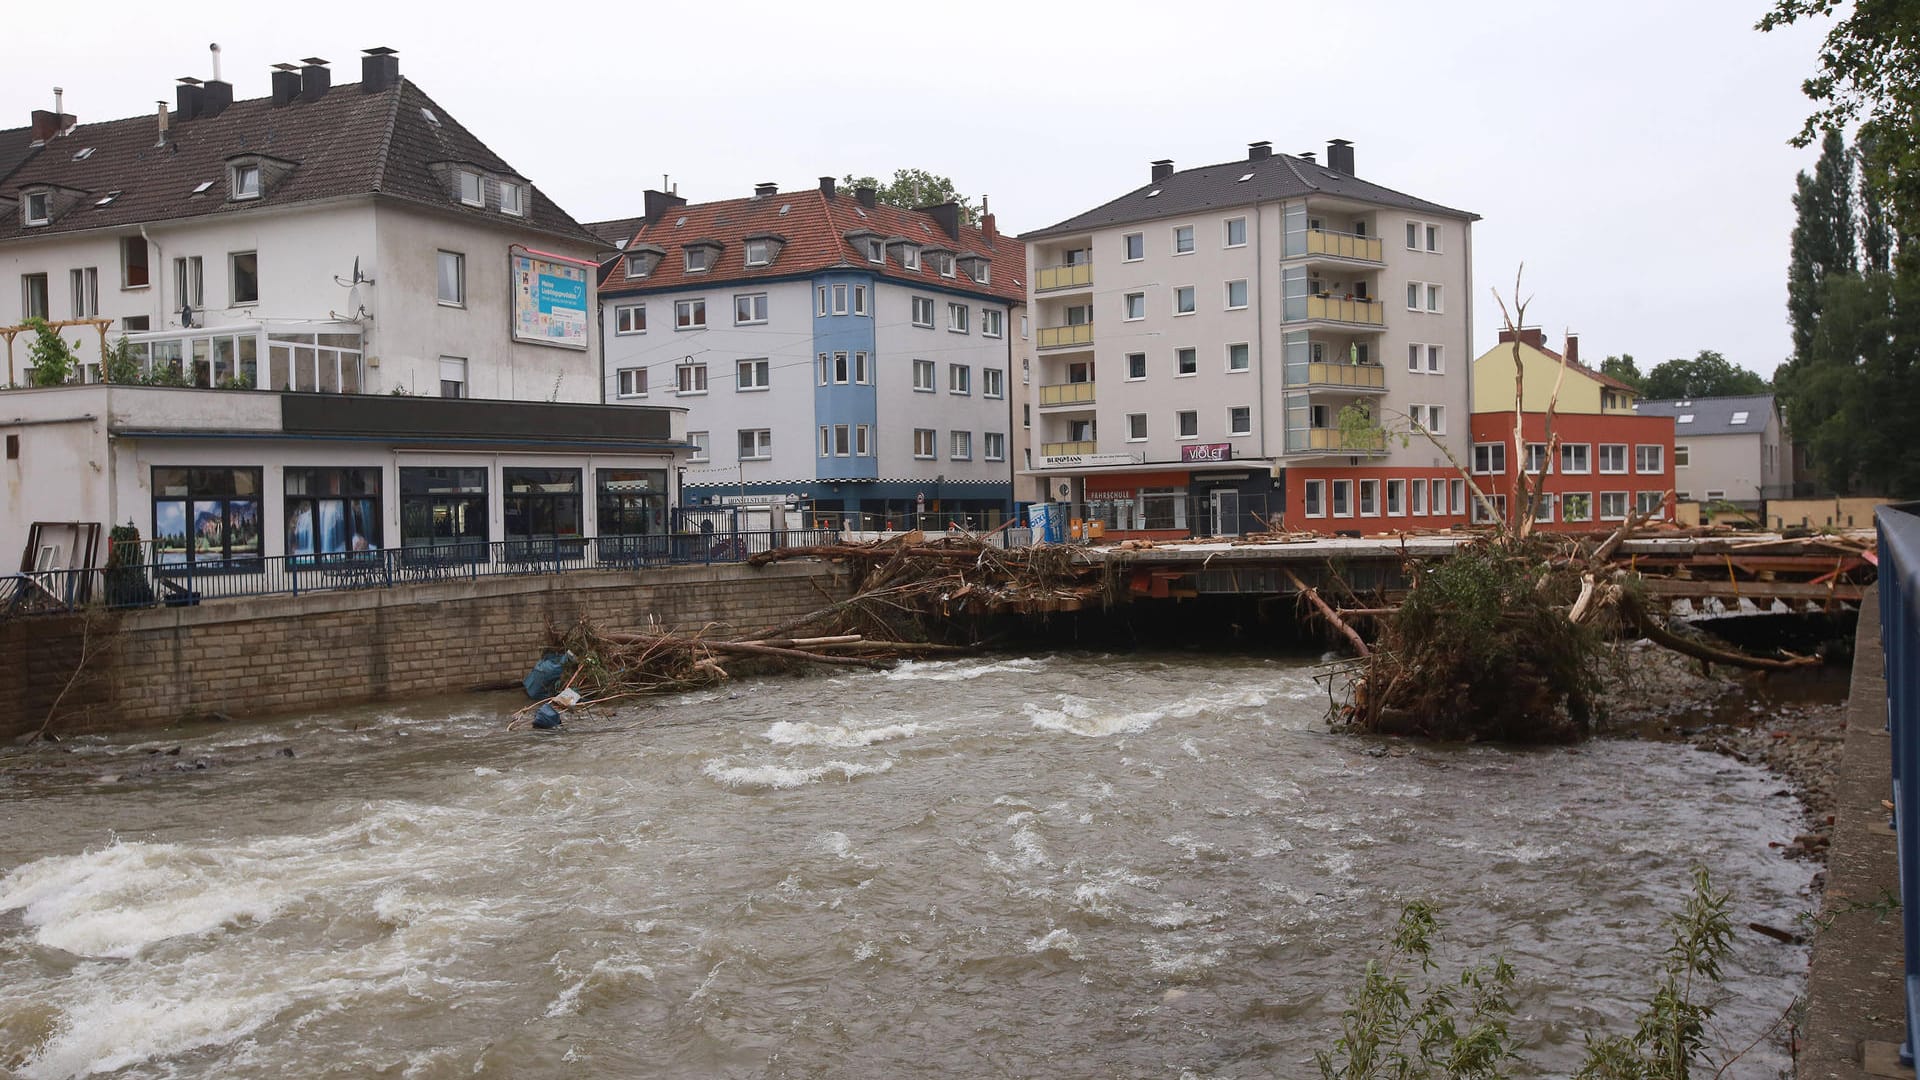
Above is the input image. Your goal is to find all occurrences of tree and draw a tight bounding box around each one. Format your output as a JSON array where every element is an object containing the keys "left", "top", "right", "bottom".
[
  {"left": 23, "top": 318, "right": 77, "bottom": 387},
  {"left": 1776, "top": 270, "right": 1920, "bottom": 495},
  {"left": 840, "top": 168, "right": 979, "bottom": 224},
  {"left": 1600, "top": 354, "right": 1643, "bottom": 391},
  {"left": 1640, "top": 351, "right": 1770, "bottom": 400},
  {"left": 1787, "top": 129, "right": 1858, "bottom": 362}
]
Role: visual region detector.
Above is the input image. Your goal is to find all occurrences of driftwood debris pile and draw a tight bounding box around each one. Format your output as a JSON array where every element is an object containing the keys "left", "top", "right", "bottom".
[{"left": 749, "top": 529, "right": 1111, "bottom": 621}]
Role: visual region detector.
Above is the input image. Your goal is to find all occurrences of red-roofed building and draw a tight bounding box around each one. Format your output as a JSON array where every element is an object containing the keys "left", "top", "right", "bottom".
[{"left": 594, "top": 179, "right": 1026, "bottom": 527}]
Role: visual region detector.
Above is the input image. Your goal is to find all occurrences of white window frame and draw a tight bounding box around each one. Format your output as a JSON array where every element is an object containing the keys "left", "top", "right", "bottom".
[
  {"left": 1226, "top": 342, "right": 1250, "bottom": 372},
  {"left": 458, "top": 170, "right": 483, "bottom": 207},
  {"left": 734, "top": 292, "right": 768, "bottom": 326},
  {"left": 856, "top": 425, "right": 873, "bottom": 457},
  {"left": 984, "top": 432, "right": 1005, "bottom": 462},
  {"left": 675, "top": 299, "right": 707, "bottom": 330},
  {"left": 1359, "top": 479, "right": 1380, "bottom": 516},
  {"left": 500, "top": 183, "right": 525, "bottom": 217},
  {"left": 853, "top": 286, "right": 868, "bottom": 316},
  {"left": 913, "top": 429, "right": 937, "bottom": 459},
  {"left": 737, "top": 358, "right": 770, "bottom": 391},
  {"left": 1173, "top": 285, "right": 1196, "bottom": 316},
  {"left": 1674, "top": 444, "right": 1690, "bottom": 468},
  {"left": 615, "top": 304, "right": 647, "bottom": 335},
  {"left": 684, "top": 246, "right": 713, "bottom": 274},
  {"left": 738, "top": 429, "right": 773, "bottom": 461},
  {"left": 616, "top": 367, "right": 648, "bottom": 398},
  {"left": 1173, "top": 225, "right": 1196, "bottom": 255},
  {"left": 230, "top": 163, "right": 262, "bottom": 201},
  {"left": 23, "top": 191, "right": 51, "bottom": 226},
  {"left": 902, "top": 246, "right": 921, "bottom": 271},
  {"left": 1126, "top": 413, "right": 1147, "bottom": 442},
  {"left": 1472, "top": 442, "right": 1506, "bottom": 474},
  {"left": 983, "top": 367, "right": 1004, "bottom": 399},
  {"left": 832, "top": 284, "right": 850, "bottom": 315},
  {"left": 1123, "top": 232, "right": 1145, "bottom": 262},
  {"left": 912, "top": 359, "right": 935, "bottom": 392},
  {"left": 1304, "top": 479, "right": 1327, "bottom": 518},
  {"left": 436, "top": 250, "right": 464, "bottom": 307},
  {"left": 1635, "top": 445, "right": 1665, "bottom": 474},
  {"left": 1175, "top": 347, "right": 1198, "bottom": 377},
  {"left": 1227, "top": 405, "right": 1252, "bottom": 437},
  {"left": 1177, "top": 410, "right": 1199, "bottom": 439},
  {"left": 1599, "top": 491, "right": 1629, "bottom": 521},
  {"left": 855, "top": 351, "right": 871, "bottom": 385},
  {"left": 1426, "top": 283, "right": 1443, "bottom": 312},
  {"left": 1225, "top": 279, "right": 1249, "bottom": 310},
  {"left": 948, "top": 302, "right": 969, "bottom": 333},
  {"left": 1411, "top": 479, "right": 1427, "bottom": 516},
  {"left": 1127, "top": 352, "right": 1147, "bottom": 381},
  {"left": 688, "top": 431, "right": 710, "bottom": 462},
  {"left": 1562, "top": 492, "right": 1593, "bottom": 523},
  {"left": 1224, "top": 217, "right": 1248, "bottom": 248},
  {"left": 982, "top": 308, "right": 1002, "bottom": 337},
  {"left": 949, "top": 430, "right": 972, "bottom": 460},
  {"left": 1599, "top": 444, "right": 1628, "bottom": 474},
  {"left": 911, "top": 296, "right": 935, "bottom": 328},
  {"left": 949, "top": 363, "right": 971, "bottom": 395},
  {"left": 1638, "top": 491, "right": 1667, "bottom": 517},
  {"left": 69, "top": 267, "right": 98, "bottom": 318},
  {"left": 866, "top": 239, "right": 884, "bottom": 263},
  {"left": 1425, "top": 345, "right": 1443, "bottom": 373},
  {"left": 1560, "top": 443, "right": 1591, "bottom": 474},
  {"left": 1124, "top": 292, "right": 1146, "bottom": 321},
  {"left": 744, "top": 239, "right": 771, "bottom": 267},
  {"left": 1524, "top": 443, "right": 1550, "bottom": 475},
  {"left": 1331, "top": 479, "right": 1353, "bottom": 517},
  {"left": 676, "top": 363, "right": 708, "bottom": 395}
]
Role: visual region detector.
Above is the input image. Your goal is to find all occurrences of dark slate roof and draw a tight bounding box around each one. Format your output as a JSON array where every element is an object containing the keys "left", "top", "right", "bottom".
[
  {"left": 1634, "top": 394, "right": 1777, "bottom": 437},
  {"left": 584, "top": 215, "right": 647, "bottom": 249},
  {"left": 0, "top": 80, "right": 597, "bottom": 246},
  {"left": 0, "top": 126, "right": 41, "bottom": 187},
  {"left": 1022, "top": 153, "right": 1477, "bottom": 240}
]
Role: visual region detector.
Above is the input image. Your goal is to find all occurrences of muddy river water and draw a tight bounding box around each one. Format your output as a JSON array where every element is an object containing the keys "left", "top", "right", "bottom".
[{"left": 0, "top": 652, "right": 1814, "bottom": 1078}]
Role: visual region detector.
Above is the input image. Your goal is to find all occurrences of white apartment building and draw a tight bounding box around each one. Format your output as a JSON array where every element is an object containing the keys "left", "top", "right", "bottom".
[{"left": 1021, "top": 140, "right": 1478, "bottom": 536}]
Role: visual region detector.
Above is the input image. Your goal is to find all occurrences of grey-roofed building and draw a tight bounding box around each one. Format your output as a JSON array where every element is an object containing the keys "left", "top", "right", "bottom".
[
  {"left": 1634, "top": 394, "right": 1791, "bottom": 509},
  {"left": 1019, "top": 139, "right": 1479, "bottom": 536}
]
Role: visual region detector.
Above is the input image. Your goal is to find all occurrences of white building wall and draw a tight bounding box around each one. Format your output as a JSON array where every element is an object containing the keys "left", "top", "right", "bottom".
[{"left": 872, "top": 284, "right": 1014, "bottom": 486}]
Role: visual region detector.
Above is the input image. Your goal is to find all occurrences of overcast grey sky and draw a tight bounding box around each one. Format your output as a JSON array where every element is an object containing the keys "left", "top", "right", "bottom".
[{"left": 4, "top": 0, "right": 1830, "bottom": 378}]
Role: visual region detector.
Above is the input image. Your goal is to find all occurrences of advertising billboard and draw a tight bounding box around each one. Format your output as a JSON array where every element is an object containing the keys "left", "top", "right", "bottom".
[{"left": 511, "top": 253, "right": 589, "bottom": 350}]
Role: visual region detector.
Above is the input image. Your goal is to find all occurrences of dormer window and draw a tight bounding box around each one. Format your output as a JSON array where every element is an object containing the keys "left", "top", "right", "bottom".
[
  {"left": 867, "top": 239, "right": 884, "bottom": 263},
  {"left": 231, "top": 163, "right": 262, "bottom": 201},
  {"left": 744, "top": 240, "right": 770, "bottom": 267},
  {"left": 686, "top": 247, "right": 712, "bottom": 273},
  {"left": 458, "top": 170, "right": 483, "bottom": 207},
  {"left": 626, "top": 255, "right": 650, "bottom": 278},
  {"left": 740, "top": 233, "right": 786, "bottom": 268},
  {"left": 23, "top": 191, "right": 50, "bottom": 226},
  {"left": 500, "top": 183, "right": 525, "bottom": 217},
  {"left": 935, "top": 253, "right": 956, "bottom": 278},
  {"left": 903, "top": 246, "right": 920, "bottom": 270},
  {"left": 959, "top": 254, "right": 990, "bottom": 284}
]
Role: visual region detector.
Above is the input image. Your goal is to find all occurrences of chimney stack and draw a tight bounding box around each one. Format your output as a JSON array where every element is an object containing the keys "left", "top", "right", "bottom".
[
  {"left": 923, "top": 201, "right": 960, "bottom": 239},
  {"left": 1326, "top": 138, "right": 1355, "bottom": 175},
  {"left": 643, "top": 187, "right": 687, "bottom": 222},
  {"left": 29, "top": 110, "right": 58, "bottom": 144},
  {"left": 174, "top": 77, "right": 204, "bottom": 122},
  {"left": 1300, "top": 151, "right": 1316, "bottom": 163},
  {"left": 361, "top": 47, "right": 400, "bottom": 93},
  {"left": 155, "top": 101, "right": 169, "bottom": 147},
  {"left": 1150, "top": 159, "right": 1174, "bottom": 183},
  {"left": 300, "top": 58, "right": 331, "bottom": 102},
  {"left": 854, "top": 185, "right": 877, "bottom": 209},
  {"left": 1565, "top": 332, "right": 1580, "bottom": 366},
  {"left": 1248, "top": 140, "right": 1272, "bottom": 161},
  {"left": 818, "top": 176, "right": 836, "bottom": 198},
  {"left": 271, "top": 63, "right": 301, "bottom": 107},
  {"left": 754, "top": 181, "right": 778, "bottom": 197},
  {"left": 1497, "top": 327, "right": 1548, "bottom": 350},
  {"left": 201, "top": 45, "right": 234, "bottom": 119}
]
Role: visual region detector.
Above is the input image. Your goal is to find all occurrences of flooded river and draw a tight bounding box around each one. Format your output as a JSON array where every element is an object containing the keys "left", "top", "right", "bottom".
[{"left": 1, "top": 653, "right": 1814, "bottom": 1078}]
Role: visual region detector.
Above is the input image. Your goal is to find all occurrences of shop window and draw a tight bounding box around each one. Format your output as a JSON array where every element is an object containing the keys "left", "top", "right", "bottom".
[
  {"left": 151, "top": 467, "right": 264, "bottom": 567},
  {"left": 400, "top": 467, "right": 488, "bottom": 558},
  {"left": 1139, "top": 487, "right": 1188, "bottom": 531},
  {"left": 504, "top": 468, "right": 584, "bottom": 548},
  {"left": 284, "top": 467, "right": 382, "bottom": 562},
  {"left": 597, "top": 469, "right": 668, "bottom": 560}
]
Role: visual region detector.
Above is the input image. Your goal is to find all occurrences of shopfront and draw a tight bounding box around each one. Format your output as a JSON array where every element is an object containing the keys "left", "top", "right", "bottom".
[{"left": 1083, "top": 470, "right": 1193, "bottom": 540}]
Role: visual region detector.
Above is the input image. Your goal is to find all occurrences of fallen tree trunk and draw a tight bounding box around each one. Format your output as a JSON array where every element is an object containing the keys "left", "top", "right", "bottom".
[
  {"left": 1285, "top": 569, "right": 1371, "bottom": 657},
  {"left": 1620, "top": 594, "right": 1819, "bottom": 672}
]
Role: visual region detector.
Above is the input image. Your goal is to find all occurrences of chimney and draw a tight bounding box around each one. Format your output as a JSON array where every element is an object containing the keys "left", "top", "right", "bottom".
[
  {"left": 155, "top": 101, "right": 169, "bottom": 147},
  {"left": 1300, "top": 151, "right": 1316, "bottom": 163},
  {"left": 29, "top": 110, "right": 58, "bottom": 144},
  {"left": 981, "top": 196, "right": 996, "bottom": 244},
  {"left": 202, "top": 45, "right": 233, "bottom": 119},
  {"left": 754, "top": 181, "right": 778, "bottom": 197},
  {"left": 271, "top": 63, "right": 301, "bottom": 107},
  {"left": 922, "top": 201, "right": 960, "bottom": 239},
  {"left": 854, "top": 185, "right": 877, "bottom": 209},
  {"left": 1565, "top": 333, "right": 1580, "bottom": 366},
  {"left": 1150, "top": 159, "right": 1174, "bottom": 183},
  {"left": 175, "top": 77, "right": 204, "bottom": 122},
  {"left": 361, "top": 47, "right": 400, "bottom": 93},
  {"left": 1326, "top": 138, "right": 1355, "bottom": 175},
  {"left": 300, "top": 58, "right": 331, "bottom": 102},
  {"left": 1248, "top": 140, "right": 1273, "bottom": 161},
  {"left": 1497, "top": 327, "right": 1548, "bottom": 350},
  {"left": 818, "top": 176, "right": 836, "bottom": 198},
  {"left": 643, "top": 187, "right": 687, "bottom": 222}
]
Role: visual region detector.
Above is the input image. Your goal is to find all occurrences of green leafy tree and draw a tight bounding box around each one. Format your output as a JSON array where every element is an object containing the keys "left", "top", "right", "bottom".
[
  {"left": 1600, "top": 354, "right": 1643, "bottom": 391},
  {"left": 840, "top": 168, "right": 979, "bottom": 224},
  {"left": 1787, "top": 129, "right": 1858, "bottom": 362},
  {"left": 1640, "top": 351, "right": 1769, "bottom": 400},
  {"left": 1777, "top": 270, "right": 1920, "bottom": 495},
  {"left": 102, "top": 336, "right": 141, "bottom": 384},
  {"left": 23, "top": 318, "right": 78, "bottom": 387}
]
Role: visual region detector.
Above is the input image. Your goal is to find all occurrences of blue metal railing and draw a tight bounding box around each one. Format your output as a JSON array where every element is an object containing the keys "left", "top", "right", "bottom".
[
  {"left": 1877, "top": 501, "right": 1920, "bottom": 1066},
  {"left": 0, "top": 529, "right": 836, "bottom": 617}
]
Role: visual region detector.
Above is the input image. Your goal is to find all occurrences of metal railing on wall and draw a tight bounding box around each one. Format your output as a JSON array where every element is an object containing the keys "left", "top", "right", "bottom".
[
  {"left": 0, "top": 529, "right": 837, "bottom": 618},
  {"left": 1878, "top": 501, "right": 1920, "bottom": 1067}
]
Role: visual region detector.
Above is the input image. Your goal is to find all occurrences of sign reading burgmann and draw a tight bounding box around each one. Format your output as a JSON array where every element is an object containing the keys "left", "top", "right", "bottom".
[
  {"left": 1040, "top": 452, "right": 1138, "bottom": 469},
  {"left": 510, "top": 253, "right": 589, "bottom": 350}
]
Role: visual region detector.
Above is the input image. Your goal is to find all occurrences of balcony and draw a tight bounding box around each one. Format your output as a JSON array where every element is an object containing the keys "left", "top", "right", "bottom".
[
  {"left": 1286, "top": 427, "right": 1389, "bottom": 456},
  {"left": 1037, "top": 382, "right": 1096, "bottom": 408},
  {"left": 1301, "top": 228, "right": 1384, "bottom": 264},
  {"left": 1035, "top": 263, "right": 1093, "bottom": 292},
  {"left": 1285, "top": 361, "right": 1387, "bottom": 392},
  {"left": 1288, "top": 295, "right": 1385, "bottom": 328},
  {"left": 1042, "top": 440, "right": 1097, "bottom": 457},
  {"left": 1037, "top": 323, "right": 1095, "bottom": 350}
]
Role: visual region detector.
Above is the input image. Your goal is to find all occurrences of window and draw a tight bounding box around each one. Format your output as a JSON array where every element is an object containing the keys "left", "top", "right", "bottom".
[
  {"left": 1304, "top": 480, "right": 1326, "bottom": 517},
  {"left": 173, "top": 256, "right": 204, "bottom": 309},
  {"left": 1359, "top": 479, "right": 1379, "bottom": 516},
  {"left": 1426, "top": 284, "right": 1442, "bottom": 312},
  {"left": 913, "top": 428, "right": 936, "bottom": 459},
  {"left": 1472, "top": 442, "right": 1506, "bottom": 474},
  {"left": 1126, "top": 413, "right": 1147, "bottom": 441},
  {"left": 1127, "top": 352, "right": 1147, "bottom": 380},
  {"left": 948, "top": 302, "right": 969, "bottom": 333},
  {"left": 816, "top": 285, "right": 828, "bottom": 316},
  {"left": 935, "top": 253, "right": 956, "bottom": 278},
  {"left": 69, "top": 267, "right": 97, "bottom": 318},
  {"left": 1123, "top": 233, "right": 1145, "bottom": 261},
  {"left": 1228, "top": 405, "right": 1251, "bottom": 436},
  {"left": 1730, "top": 410, "right": 1750, "bottom": 425},
  {"left": 985, "top": 432, "right": 1005, "bottom": 461},
  {"left": 865, "top": 239, "right": 885, "bottom": 263},
  {"left": 23, "top": 191, "right": 51, "bottom": 226},
  {"left": 832, "top": 284, "right": 850, "bottom": 315},
  {"left": 500, "top": 184, "right": 524, "bottom": 217},
  {"left": 1424, "top": 345, "right": 1443, "bottom": 373},
  {"left": 616, "top": 304, "right": 647, "bottom": 334},
  {"left": 458, "top": 171, "right": 483, "bottom": 207},
  {"left": 1472, "top": 493, "right": 1509, "bottom": 525},
  {"left": 738, "top": 429, "right": 772, "bottom": 460},
  {"left": 1599, "top": 444, "right": 1628, "bottom": 474},
  {"left": 1332, "top": 480, "right": 1352, "bottom": 517},
  {"left": 1452, "top": 479, "right": 1467, "bottom": 515},
  {"left": 1405, "top": 221, "right": 1419, "bottom": 250},
  {"left": 1521, "top": 443, "right": 1549, "bottom": 475},
  {"left": 677, "top": 363, "right": 708, "bottom": 394},
  {"left": 1406, "top": 220, "right": 1441, "bottom": 252},
  {"left": 220, "top": 252, "right": 259, "bottom": 308},
  {"left": 151, "top": 467, "right": 264, "bottom": 566},
  {"left": 983, "top": 309, "right": 1002, "bottom": 337},
  {"left": 821, "top": 351, "right": 851, "bottom": 384},
  {"left": 1178, "top": 410, "right": 1198, "bottom": 438},
  {"left": 625, "top": 254, "right": 651, "bottom": 279},
  {"left": 1562, "top": 493, "right": 1592, "bottom": 522},
  {"left": 1704, "top": 488, "right": 1727, "bottom": 501},
  {"left": 675, "top": 299, "right": 707, "bottom": 329},
  {"left": 855, "top": 352, "right": 871, "bottom": 384},
  {"left": 912, "top": 296, "right": 935, "bottom": 327},
  {"left": 397, "top": 467, "right": 487, "bottom": 556},
  {"left": 597, "top": 469, "right": 668, "bottom": 538},
  {"left": 1023, "top": 404, "right": 1030, "bottom": 428},
  {"left": 1177, "top": 347, "right": 1198, "bottom": 376},
  {"left": 1599, "top": 492, "right": 1628, "bottom": 520},
  {"left": 284, "top": 468, "right": 381, "bottom": 559},
  {"left": 1227, "top": 342, "right": 1249, "bottom": 372},
  {"left": 1674, "top": 444, "right": 1690, "bottom": 468},
  {"left": 122, "top": 236, "right": 150, "bottom": 288},
  {"left": 688, "top": 432, "right": 710, "bottom": 461},
  {"left": 1225, "top": 217, "right": 1247, "bottom": 247},
  {"left": 1411, "top": 480, "right": 1426, "bottom": 515},
  {"left": 21, "top": 273, "right": 49, "bottom": 321},
  {"left": 1173, "top": 225, "right": 1195, "bottom": 254},
  {"left": 438, "top": 356, "right": 467, "bottom": 398},
  {"left": 1425, "top": 224, "right": 1440, "bottom": 252},
  {"left": 123, "top": 315, "right": 149, "bottom": 332},
  {"left": 1635, "top": 445, "right": 1665, "bottom": 473},
  {"left": 1124, "top": 292, "right": 1146, "bottom": 320},
  {"left": 734, "top": 293, "right": 769, "bottom": 325},
  {"left": 437, "top": 250, "right": 464, "bottom": 306},
  {"left": 1225, "top": 280, "right": 1249, "bottom": 309},
  {"left": 1637, "top": 491, "right": 1666, "bottom": 517},
  {"left": 744, "top": 239, "right": 771, "bottom": 267},
  {"left": 1408, "top": 343, "right": 1423, "bottom": 372},
  {"left": 617, "top": 367, "right": 648, "bottom": 398},
  {"left": 1174, "top": 286, "right": 1196, "bottom": 315},
  {"left": 1407, "top": 282, "right": 1420, "bottom": 310},
  {"left": 503, "top": 468, "right": 583, "bottom": 542},
  {"left": 684, "top": 247, "right": 713, "bottom": 273},
  {"left": 737, "top": 358, "right": 770, "bottom": 390},
  {"left": 984, "top": 368, "right": 1004, "bottom": 398},
  {"left": 913, "top": 359, "right": 935, "bottom": 391},
  {"left": 950, "top": 431, "right": 972, "bottom": 459},
  {"left": 854, "top": 286, "right": 868, "bottom": 315},
  {"left": 902, "top": 246, "right": 920, "bottom": 270},
  {"left": 949, "top": 364, "right": 971, "bottom": 394},
  {"left": 1406, "top": 281, "right": 1442, "bottom": 311},
  {"left": 1560, "top": 444, "right": 1591, "bottom": 474},
  {"left": 1140, "top": 487, "right": 1188, "bottom": 531},
  {"left": 856, "top": 425, "right": 873, "bottom": 456},
  {"left": 231, "top": 163, "right": 262, "bottom": 200},
  {"left": 1534, "top": 493, "right": 1556, "bottom": 523},
  {"left": 819, "top": 425, "right": 852, "bottom": 457}
]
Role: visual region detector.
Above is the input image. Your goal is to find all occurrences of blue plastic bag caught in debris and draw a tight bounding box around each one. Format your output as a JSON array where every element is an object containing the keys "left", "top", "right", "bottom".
[
  {"left": 523, "top": 651, "right": 574, "bottom": 699},
  {"left": 531, "top": 702, "right": 564, "bottom": 730}
]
